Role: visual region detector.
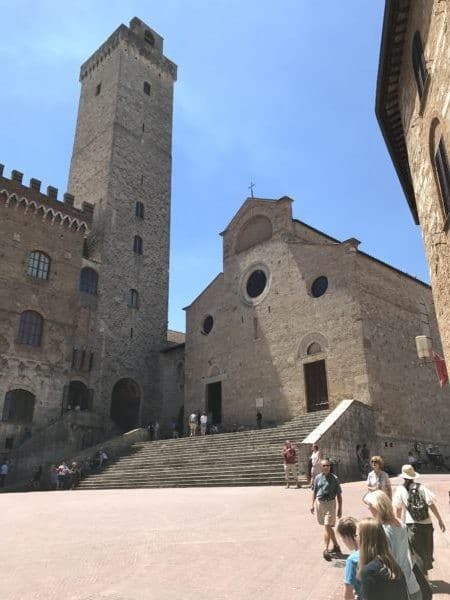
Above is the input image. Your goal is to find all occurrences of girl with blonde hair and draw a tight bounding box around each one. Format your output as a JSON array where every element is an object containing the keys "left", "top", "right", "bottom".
[
  {"left": 358, "top": 518, "right": 408, "bottom": 600},
  {"left": 364, "top": 491, "right": 422, "bottom": 600}
]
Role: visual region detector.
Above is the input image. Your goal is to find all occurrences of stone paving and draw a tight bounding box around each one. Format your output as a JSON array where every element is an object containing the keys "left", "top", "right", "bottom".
[{"left": 1, "top": 474, "right": 449, "bottom": 600}]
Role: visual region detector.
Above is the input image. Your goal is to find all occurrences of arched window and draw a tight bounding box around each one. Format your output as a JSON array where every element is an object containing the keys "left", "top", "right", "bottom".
[
  {"left": 133, "top": 235, "right": 143, "bottom": 255},
  {"left": 434, "top": 138, "right": 450, "bottom": 220},
  {"left": 27, "top": 251, "right": 50, "bottom": 280},
  {"left": 2, "top": 389, "right": 35, "bottom": 423},
  {"left": 128, "top": 289, "right": 139, "bottom": 309},
  {"left": 18, "top": 311, "right": 43, "bottom": 346},
  {"left": 79, "top": 267, "right": 98, "bottom": 295},
  {"left": 135, "top": 201, "right": 144, "bottom": 219},
  {"left": 307, "top": 342, "right": 322, "bottom": 355},
  {"left": 412, "top": 31, "right": 428, "bottom": 99}
]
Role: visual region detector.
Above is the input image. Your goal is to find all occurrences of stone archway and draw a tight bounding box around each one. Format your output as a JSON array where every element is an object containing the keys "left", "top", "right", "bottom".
[
  {"left": 2, "top": 389, "right": 35, "bottom": 423},
  {"left": 68, "top": 381, "right": 90, "bottom": 410},
  {"left": 110, "top": 378, "right": 141, "bottom": 432}
]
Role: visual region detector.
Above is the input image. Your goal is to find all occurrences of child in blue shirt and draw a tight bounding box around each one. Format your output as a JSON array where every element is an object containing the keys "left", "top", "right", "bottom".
[{"left": 337, "top": 516, "right": 361, "bottom": 599}]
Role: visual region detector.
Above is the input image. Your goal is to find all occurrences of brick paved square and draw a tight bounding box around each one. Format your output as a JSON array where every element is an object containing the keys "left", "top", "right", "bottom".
[{"left": 1, "top": 475, "right": 449, "bottom": 599}]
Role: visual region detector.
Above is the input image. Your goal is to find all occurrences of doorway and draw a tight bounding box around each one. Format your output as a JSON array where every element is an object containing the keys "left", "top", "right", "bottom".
[
  {"left": 110, "top": 378, "right": 141, "bottom": 432},
  {"left": 304, "top": 360, "right": 329, "bottom": 412},
  {"left": 206, "top": 382, "right": 222, "bottom": 424}
]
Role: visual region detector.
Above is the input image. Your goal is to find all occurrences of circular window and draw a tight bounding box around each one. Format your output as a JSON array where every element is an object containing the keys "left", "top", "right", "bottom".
[
  {"left": 202, "top": 315, "right": 214, "bottom": 334},
  {"left": 311, "top": 276, "right": 328, "bottom": 298},
  {"left": 246, "top": 270, "right": 267, "bottom": 298}
]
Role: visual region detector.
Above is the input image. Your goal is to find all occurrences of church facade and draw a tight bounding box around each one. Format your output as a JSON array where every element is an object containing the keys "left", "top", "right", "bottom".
[{"left": 184, "top": 196, "right": 450, "bottom": 450}]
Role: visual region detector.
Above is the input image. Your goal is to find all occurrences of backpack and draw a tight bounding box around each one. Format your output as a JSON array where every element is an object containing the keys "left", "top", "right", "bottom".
[{"left": 407, "top": 483, "right": 429, "bottom": 521}]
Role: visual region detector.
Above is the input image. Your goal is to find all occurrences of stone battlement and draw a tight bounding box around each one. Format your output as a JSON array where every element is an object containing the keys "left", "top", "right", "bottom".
[
  {"left": 79, "top": 17, "right": 177, "bottom": 82},
  {"left": 0, "top": 163, "right": 93, "bottom": 232}
]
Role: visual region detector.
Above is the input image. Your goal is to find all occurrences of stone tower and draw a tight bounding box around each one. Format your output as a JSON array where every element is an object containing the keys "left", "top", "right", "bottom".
[{"left": 68, "top": 18, "right": 177, "bottom": 429}]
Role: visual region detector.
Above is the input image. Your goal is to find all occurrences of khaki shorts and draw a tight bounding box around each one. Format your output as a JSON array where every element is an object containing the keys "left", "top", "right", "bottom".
[{"left": 315, "top": 498, "right": 336, "bottom": 526}]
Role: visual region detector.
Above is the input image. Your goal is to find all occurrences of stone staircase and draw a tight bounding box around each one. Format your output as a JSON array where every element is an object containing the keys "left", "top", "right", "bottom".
[{"left": 77, "top": 410, "right": 330, "bottom": 490}]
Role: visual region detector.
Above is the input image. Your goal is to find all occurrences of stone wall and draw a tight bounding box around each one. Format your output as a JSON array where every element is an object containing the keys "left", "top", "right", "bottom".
[
  {"left": 397, "top": 1, "right": 450, "bottom": 366},
  {"left": 158, "top": 345, "right": 185, "bottom": 434}
]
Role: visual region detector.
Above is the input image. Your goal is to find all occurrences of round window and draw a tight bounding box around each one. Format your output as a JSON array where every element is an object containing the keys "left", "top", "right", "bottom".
[
  {"left": 246, "top": 269, "right": 267, "bottom": 298},
  {"left": 311, "top": 276, "right": 328, "bottom": 298},
  {"left": 202, "top": 315, "right": 214, "bottom": 334}
]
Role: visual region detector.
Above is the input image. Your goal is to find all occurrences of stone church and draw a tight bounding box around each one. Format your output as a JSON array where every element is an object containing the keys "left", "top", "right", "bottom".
[{"left": 0, "top": 17, "right": 448, "bottom": 471}]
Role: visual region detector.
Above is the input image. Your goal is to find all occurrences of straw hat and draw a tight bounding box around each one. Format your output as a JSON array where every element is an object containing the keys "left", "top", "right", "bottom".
[{"left": 400, "top": 464, "right": 420, "bottom": 479}]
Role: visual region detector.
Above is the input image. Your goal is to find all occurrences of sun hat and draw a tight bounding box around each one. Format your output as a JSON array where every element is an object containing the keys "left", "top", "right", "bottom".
[{"left": 400, "top": 464, "right": 420, "bottom": 479}]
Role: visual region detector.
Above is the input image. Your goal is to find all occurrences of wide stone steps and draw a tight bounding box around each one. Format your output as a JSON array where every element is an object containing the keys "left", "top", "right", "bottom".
[{"left": 77, "top": 410, "right": 329, "bottom": 490}]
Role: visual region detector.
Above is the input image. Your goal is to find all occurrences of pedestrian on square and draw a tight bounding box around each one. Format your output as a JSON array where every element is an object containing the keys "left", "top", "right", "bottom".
[
  {"left": 188, "top": 412, "right": 198, "bottom": 437},
  {"left": 281, "top": 440, "right": 299, "bottom": 489},
  {"left": 336, "top": 516, "right": 361, "bottom": 600},
  {"left": 366, "top": 455, "right": 392, "bottom": 499},
  {"left": 311, "top": 459, "right": 342, "bottom": 560},
  {"left": 0, "top": 460, "right": 9, "bottom": 487},
  {"left": 200, "top": 412, "right": 208, "bottom": 436},
  {"left": 256, "top": 411, "right": 262, "bottom": 430},
  {"left": 364, "top": 490, "right": 421, "bottom": 600},
  {"left": 393, "top": 464, "right": 446, "bottom": 577},
  {"left": 310, "top": 444, "right": 322, "bottom": 485},
  {"left": 358, "top": 518, "right": 409, "bottom": 600},
  {"left": 57, "top": 461, "right": 68, "bottom": 490}
]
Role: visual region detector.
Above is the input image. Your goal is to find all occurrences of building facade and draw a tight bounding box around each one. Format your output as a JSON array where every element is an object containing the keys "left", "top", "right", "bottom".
[
  {"left": 0, "top": 18, "right": 179, "bottom": 459},
  {"left": 184, "top": 197, "right": 450, "bottom": 449},
  {"left": 376, "top": 0, "right": 450, "bottom": 368}
]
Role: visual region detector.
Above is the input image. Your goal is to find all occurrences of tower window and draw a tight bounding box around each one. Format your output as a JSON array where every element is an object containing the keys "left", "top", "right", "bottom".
[
  {"left": 27, "top": 251, "right": 50, "bottom": 280},
  {"left": 18, "top": 311, "right": 43, "bottom": 347},
  {"left": 144, "top": 30, "right": 155, "bottom": 46},
  {"left": 95, "top": 83, "right": 102, "bottom": 96},
  {"left": 79, "top": 267, "right": 98, "bottom": 295},
  {"left": 434, "top": 138, "right": 450, "bottom": 220},
  {"left": 412, "top": 32, "right": 428, "bottom": 99},
  {"left": 128, "top": 289, "right": 139, "bottom": 309},
  {"left": 143, "top": 81, "right": 151, "bottom": 96},
  {"left": 133, "top": 235, "right": 143, "bottom": 255},
  {"left": 311, "top": 276, "right": 328, "bottom": 298},
  {"left": 135, "top": 201, "right": 144, "bottom": 219}
]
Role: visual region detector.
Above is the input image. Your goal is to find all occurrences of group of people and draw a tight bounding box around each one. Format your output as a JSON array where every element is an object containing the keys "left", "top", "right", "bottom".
[
  {"left": 281, "top": 441, "right": 326, "bottom": 489},
  {"left": 48, "top": 450, "right": 108, "bottom": 491},
  {"left": 311, "top": 454, "right": 445, "bottom": 600},
  {"left": 188, "top": 412, "right": 209, "bottom": 436}
]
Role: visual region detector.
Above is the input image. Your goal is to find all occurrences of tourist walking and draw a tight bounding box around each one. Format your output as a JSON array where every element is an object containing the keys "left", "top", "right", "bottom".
[
  {"left": 188, "top": 412, "right": 198, "bottom": 436},
  {"left": 256, "top": 411, "right": 262, "bottom": 430},
  {"left": 200, "top": 412, "right": 208, "bottom": 436},
  {"left": 281, "top": 440, "right": 299, "bottom": 489},
  {"left": 366, "top": 455, "right": 392, "bottom": 499},
  {"left": 364, "top": 490, "right": 421, "bottom": 600},
  {"left": 57, "top": 461, "right": 68, "bottom": 489},
  {"left": 393, "top": 464, "right": 446, "bottom": 577},
  {"left": 336, "top": 516, "right": 361, "bottom": 600},
  {"left": 0, "top": 460, "right": 9, "bottom": 487},
  {"left": 310, "top": 444, "right": 322, "bottom": 485},
  {"left": 311, "top": 459, "right": 342, "bottom": 560},
  {"left": 358, "top": 518, "right": 409, "bottom": 600}
]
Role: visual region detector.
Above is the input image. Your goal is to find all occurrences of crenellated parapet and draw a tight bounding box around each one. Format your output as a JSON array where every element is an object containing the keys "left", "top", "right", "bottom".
[
  {"left": 79, "top": 17, "right": 177, "bottom": 83},
  {"left": 0, "top": 163, "right": 93, "bottom": 233}
]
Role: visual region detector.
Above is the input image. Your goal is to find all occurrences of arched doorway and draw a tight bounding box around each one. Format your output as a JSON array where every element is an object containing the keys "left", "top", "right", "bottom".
[
  {"left": 110, "top": 378, "right": 141, "bottom": 431},
  {"left": 67, "top": 381, "right": 91, "bottom": 410},
  {"left": 2, "top": 389, "right": 35, "bottom": 422}
]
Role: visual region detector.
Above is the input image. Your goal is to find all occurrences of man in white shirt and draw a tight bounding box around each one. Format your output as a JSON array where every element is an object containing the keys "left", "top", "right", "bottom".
[
  {"left": 189, "top": 413, "right": 198, "bottom": 437},
  {"left": 200, "top": 413, "right": 208, "bottom": 436}
]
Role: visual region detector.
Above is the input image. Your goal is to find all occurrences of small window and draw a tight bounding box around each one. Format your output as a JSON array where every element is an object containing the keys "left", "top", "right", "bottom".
[
  {"left": 27, "top": 251, "right": 50, "bottom": 280},
  {"left": 128, "top": 289, "right": 139, "bottom": 309},
  {"left": 5, "top": 437, "right": 14, "bottom": 450},
  {"left": 18, "top": 311, "right": 43, "bottom": 347},
  {"left": 412, "top": 32, "right": 428, "bottom": 99},
  {"left": 95, "top": 83, "right": 102, "bottom": 96},
  {"left": 202, "top": 315, "right": 214, "bottom": 335},
  {"left": 82, "top": 238, "right": 89, "bottom": 259},
  {"left": 133, "top": 236, "right": 143, "bottom": 255},
  {"left": 79, "top": 267, "right": 98, "bottom": 295},
  {"left": 135, "top": 201, "right": 144, "bottom": 219},
  {"left": 143, "top": 81, "right": 151, "bottom": 96},
  {"left": 311, "top": 276, "right": 328, "bottom": 298},
  {"left": 434, "top": 138, "right": 450, "bottom": 220},
  {"left": 144, "top": 30, "right": 155, "bottom": 46},
  {"left": 246, "top": 269, "right": 267, "bottom": 298}
]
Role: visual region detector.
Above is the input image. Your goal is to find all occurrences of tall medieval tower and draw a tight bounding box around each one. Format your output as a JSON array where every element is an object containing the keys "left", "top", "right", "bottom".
[{"left": 68, "top": 18, "right": 177, "bottom": 429}]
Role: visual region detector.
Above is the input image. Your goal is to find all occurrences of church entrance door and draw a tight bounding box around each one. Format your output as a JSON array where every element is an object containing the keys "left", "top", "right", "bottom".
[
  {"left": 110, "top": 378, "right": 141, "bottom": 432},
  {"left": 304, "top": 360, "right": 329, "bottom": 412},
  {"left": 206, "top": 382, "right": 222, "bottom": 424}
]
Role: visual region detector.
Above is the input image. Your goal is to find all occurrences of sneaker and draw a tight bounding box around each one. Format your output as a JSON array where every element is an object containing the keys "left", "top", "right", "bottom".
[{"left": 323, "top": 550, "right": 332, "bottom": 561}]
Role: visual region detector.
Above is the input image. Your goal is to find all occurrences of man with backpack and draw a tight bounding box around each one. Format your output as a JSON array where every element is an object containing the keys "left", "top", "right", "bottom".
[
  {"left": 393, "top": 464, "right": 446, "bottom": 577},
  {"left": 281, "top": 440, "right": 299, "bottom": 489}
]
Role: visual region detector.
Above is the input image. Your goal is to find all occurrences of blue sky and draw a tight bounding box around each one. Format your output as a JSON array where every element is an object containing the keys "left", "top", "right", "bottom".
[{"left": 0, "top": 1, "right": 428, "bottom": 332}]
